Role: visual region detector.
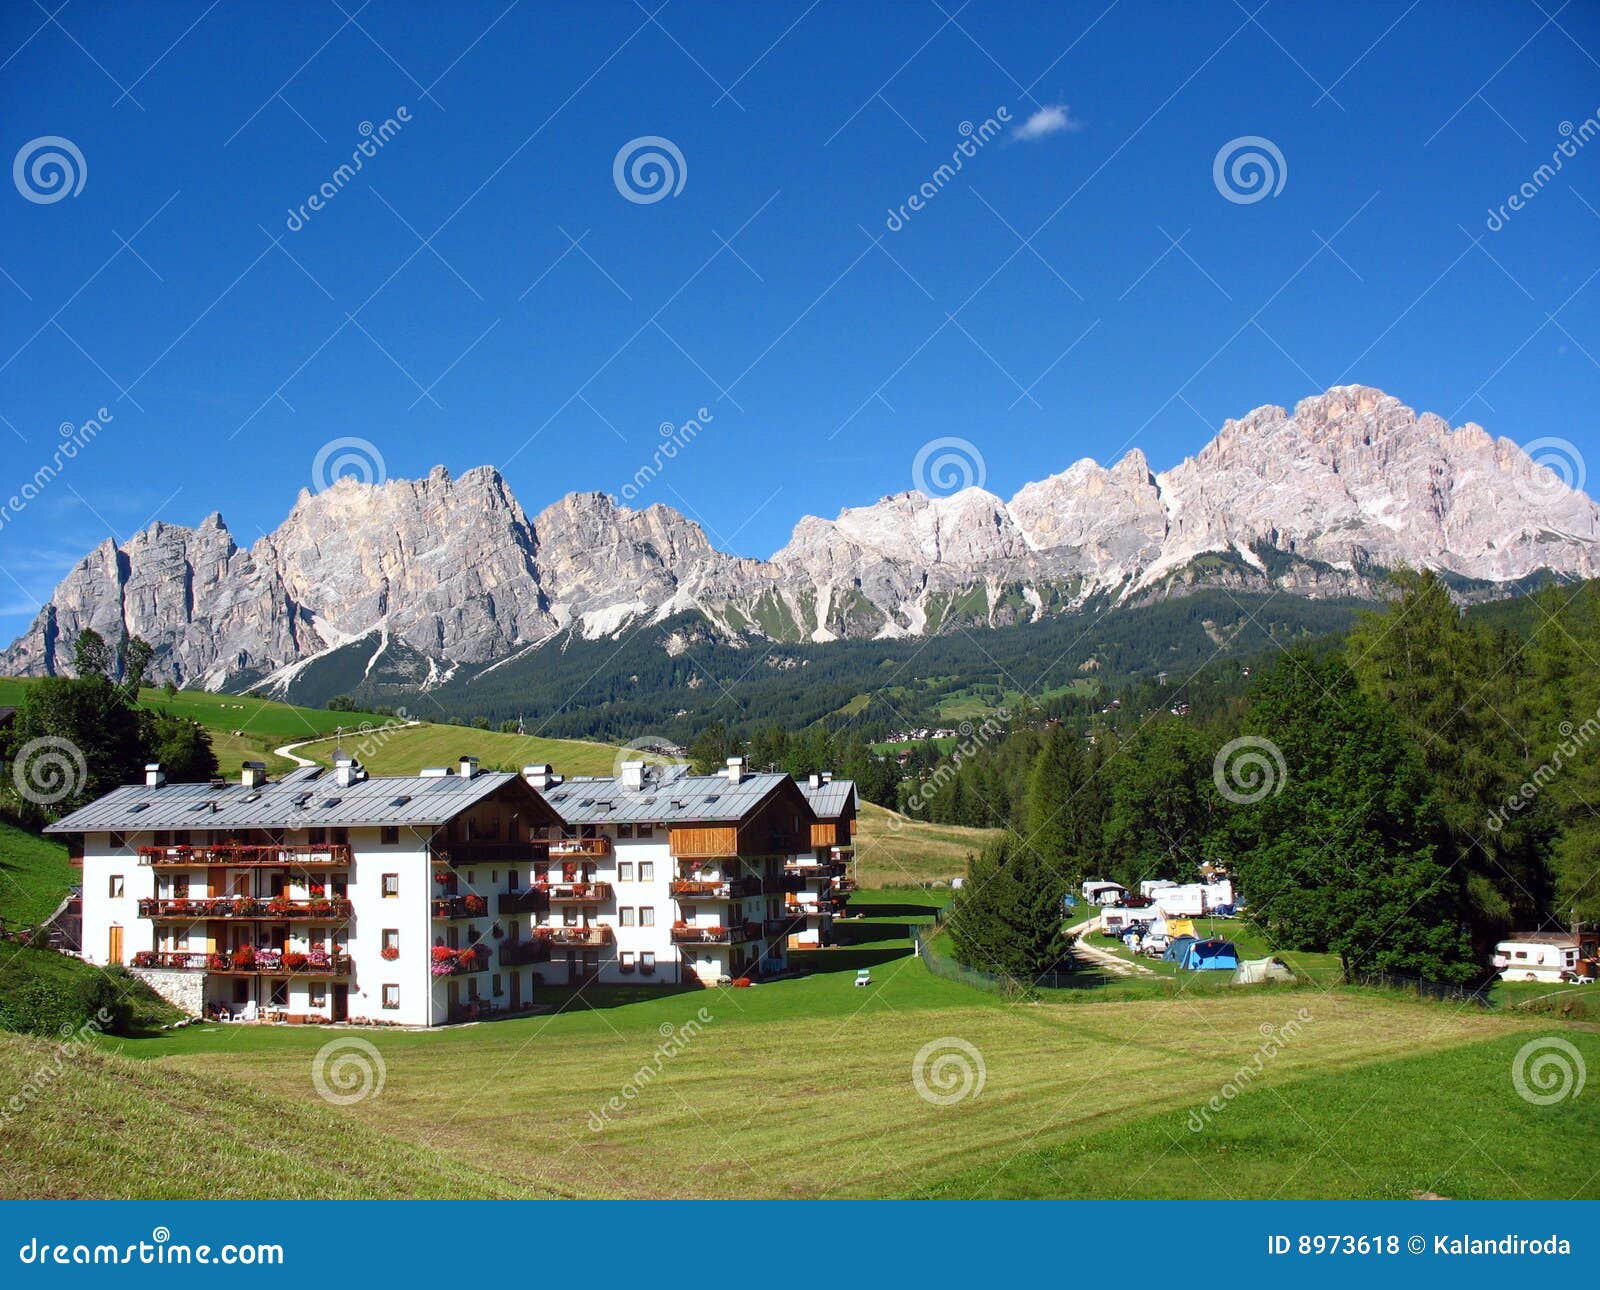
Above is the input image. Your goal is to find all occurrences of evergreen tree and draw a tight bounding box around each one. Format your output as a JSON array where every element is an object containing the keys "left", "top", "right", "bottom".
[{"left": 946, "top": 835, "right": 1070, "bottom": 980}]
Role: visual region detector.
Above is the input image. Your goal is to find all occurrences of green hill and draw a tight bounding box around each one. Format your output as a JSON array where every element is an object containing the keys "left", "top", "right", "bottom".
[{"left": 0, "top": 819, "right": 75, "bottom": 931}]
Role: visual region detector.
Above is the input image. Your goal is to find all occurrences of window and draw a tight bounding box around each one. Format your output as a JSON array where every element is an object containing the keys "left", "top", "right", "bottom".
[
  {"left": 309, "top": 983, "right": 327, "bottom": 1008},
  {"left": 380, "top": 826, "right": 399, "bottom": 845},
  {"left": 382, "top": 984, "right": 400, "bottom": 1010},
  {"left": 270, "top": 980, "right": 289, "bottom": 1007},
  {"left": 639, "top": 824, "right": 654, "bottom": 839},
  {"left": 639, "top": 861, "right": 654, "bottom": 881},
  {"left": 492, "top": 973, "right": 503, "bottom": 997},
  {"left": 382, "top": 873, "right": 399, "bottom": 898},
  {"left": 108, "top": 875, "right": 124, "bottom": 898},
  {"left": 620, "top": 951, "right": 636, "bottom": 973},
  {"left": 618, "top": 861, "right": 634, "bottom": 882},
  {"left": 468, "top": 977, "right": 480, "bottom": 1001},
  {"left": 109, "top": 831, "right": 127, "bottom": 849},
  {"left": 640, "top": 906, "right": 655, "bottom": 927},
  {"left": 618, "top": 824, "right": 634, "bottom": 839},
  {"left": 619, "top": 907, "right": 636, "bottom": 926},
  {"left": 640, "top": 951, "right": 656, "bottom": 975},
  {"left": 382, "top": 928, "right": 399, "bottom": 958}
]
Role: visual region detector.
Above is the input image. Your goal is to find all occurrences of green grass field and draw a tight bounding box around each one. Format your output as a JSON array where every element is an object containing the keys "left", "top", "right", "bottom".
[
  {"left": 851, "top": 802, "right": 993, "bottom": 888},
  {"left": 0, "top": 818, "right": 76, "bottom": 930},
  {"left": 296, "top": 720, "right": 618, "bottom": 778}
]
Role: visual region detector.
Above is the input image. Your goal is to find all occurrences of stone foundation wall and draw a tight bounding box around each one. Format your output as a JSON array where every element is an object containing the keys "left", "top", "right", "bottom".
[{"left": 129, "top": 967, "right": 204, "bottom": 1016}]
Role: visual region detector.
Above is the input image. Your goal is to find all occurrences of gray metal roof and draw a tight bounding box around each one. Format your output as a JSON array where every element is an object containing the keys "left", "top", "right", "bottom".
[
  {"left": 44, "top": 765, "right": 527, "bottom": 833},
  {"left": 545, "top": 764, "right": 795, "bottom": 825},
  {"left": 800, "top": 779, "right": 857, "bottom": 820}
]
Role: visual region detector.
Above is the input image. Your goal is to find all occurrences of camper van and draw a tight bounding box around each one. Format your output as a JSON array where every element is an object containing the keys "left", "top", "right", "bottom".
[
  {"left": 1082, "top": 879, "right": 1128, "bottom": 907},
  {"left": 1492, "top": 934, "right": 1592, "bottom": 983}
]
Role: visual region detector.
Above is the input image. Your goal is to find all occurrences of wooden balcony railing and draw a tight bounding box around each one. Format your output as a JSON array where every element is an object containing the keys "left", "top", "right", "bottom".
[
  {"left": 669, "top": 877, "right": 760, "bottom": 900},
  {"left": 431, "top": 895, "right": 489, "bottom": 919},
  {"left": 786, "top": 859, "right": 848, "bottom": 877},
  {"left": 765, "top": 915, "right": 808, "bottom": 938},
  {"left": 545, "top": 882, "right": 613, "bottom": 903},
  {"left": 430, "top": 840, "right": 551, "bottom": 865},
  {"left": 497, "top": 889, "right": 547, "bottom": 915},
  {"left": 669, "top": 922, "right": 761, "bottom": 946},
  {"left": 549, "top": 837, "right": 612, "bottom": 859},
  {"left": 430, "top": 946, "right": 492, "bottom": 976},
  {"left": 138, "top": 843, "right": 351, "bottom": 868},
  {"left": 499, "top": 938, "right": 553, "bottom": 965},
  {"left": 530, "top": 925, "right": 613, "bottom": 947},
  {"left": 137, "top": 896, "right": 352, "bottom": 921},
  {"left": 130, "top": 949, "right": 352, "bottom": 977}
]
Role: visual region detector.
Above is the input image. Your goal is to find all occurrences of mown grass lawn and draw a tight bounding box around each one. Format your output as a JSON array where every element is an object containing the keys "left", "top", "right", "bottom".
[
  {"left": 0, "top": 819, "right": 76, "bottom": 930},
  {"left": 852, "top": 802, "right": 993, "bottom": 888},
  {"left": 72, "top": 887, "right": 1583, "bottom": 1201}
]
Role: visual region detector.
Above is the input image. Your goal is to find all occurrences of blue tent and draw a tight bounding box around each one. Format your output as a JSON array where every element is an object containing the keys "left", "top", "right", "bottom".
[
  {"left": 1180, "top": 938, "right": 1239, "bottom": 971},
  {"left": 1163, "top": 935, "right": 1197, "bottom": 964}
]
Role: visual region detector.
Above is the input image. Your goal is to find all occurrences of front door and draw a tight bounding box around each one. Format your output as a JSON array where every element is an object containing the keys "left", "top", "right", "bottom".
[
  {"left": 447, "top": 979, "right": 460, "bottom": 1020},
  {"left": 331, "top": 983, "right": 348, "bottom": 1022},
  {"left": 107, "top": 924, "right": 123, "bottom": 965}
]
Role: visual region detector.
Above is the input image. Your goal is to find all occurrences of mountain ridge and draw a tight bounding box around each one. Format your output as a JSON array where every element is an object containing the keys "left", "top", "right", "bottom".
[{"left": 5, "top": 384, "right": 1595, "bottom": 692}]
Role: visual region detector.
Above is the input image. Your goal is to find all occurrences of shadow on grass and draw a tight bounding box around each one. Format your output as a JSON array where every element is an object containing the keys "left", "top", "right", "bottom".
[
  {"left": 833, "top": 924, "right": 911, "bottom": 947},
  {"left": 849, "top": 902, "right": 943, "bottom": 919},
  {"left": 792, "top": 947, "right": 911, "bottom": 975}
]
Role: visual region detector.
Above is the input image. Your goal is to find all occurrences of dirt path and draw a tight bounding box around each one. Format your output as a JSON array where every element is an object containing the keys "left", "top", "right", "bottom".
[
  {"left": 273, "top": 721, "right": 421, "bottom": 768},
  {"left": 1068, "top": 916, "right": 1157, "bottom": 977}
]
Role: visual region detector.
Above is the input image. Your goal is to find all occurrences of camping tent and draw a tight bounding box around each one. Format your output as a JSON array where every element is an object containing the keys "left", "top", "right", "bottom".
[
  {"left": 1179, "top": 938, "right": 1239, "bottom": 971},
  {"left": 1232, "top": 956, "right": 1294, "bottom": 984},
  {"left": 1163, "top": 935, "right": 1197, "bottom": 964}
]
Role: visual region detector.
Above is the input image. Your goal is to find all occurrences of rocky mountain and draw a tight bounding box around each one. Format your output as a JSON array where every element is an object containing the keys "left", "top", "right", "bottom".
[{"left": 5, "top": 386, "right": 1596, "bottom": 694}]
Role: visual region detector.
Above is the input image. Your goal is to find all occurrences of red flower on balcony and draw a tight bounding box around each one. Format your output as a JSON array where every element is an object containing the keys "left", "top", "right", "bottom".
[
  {"left": 232, "top": 944, "right": 256, "bottom": 967},
  {"left": 381, "top": 946, "right": 400, "bottom": 961},
  {"left": 283, "top": 951, "right": 308, "bottom": 970},
  {"left": 464, "top": 894, "right": 487, "bottom": 916},
  {"left": 431, "top": 946, "right": 456, "bottom": 962}
]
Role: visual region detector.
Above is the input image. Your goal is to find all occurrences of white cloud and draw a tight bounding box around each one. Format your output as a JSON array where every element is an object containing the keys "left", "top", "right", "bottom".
[{"left": 1013, "top": 104, "right": 1082, "bottom": 141}]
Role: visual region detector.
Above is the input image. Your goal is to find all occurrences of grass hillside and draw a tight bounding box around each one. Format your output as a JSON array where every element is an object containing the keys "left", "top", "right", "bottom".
[
  {"left": 297, "top": 721, "right": 619, "bottom": 778},
  {"left": 0, "top": 818, "right": 75, "bottom": 930},
  {"left": 0, "top": 1031, "right": 518, "bottom": 1199},
  {"left": 852, "top": 801, "right": 995, "bottom": 888}
]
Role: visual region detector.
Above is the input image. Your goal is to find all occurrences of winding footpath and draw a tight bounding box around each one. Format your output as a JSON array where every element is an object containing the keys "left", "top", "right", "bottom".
[{"left": 1068, "top": 915, "right": 1157, "bottom": 978}]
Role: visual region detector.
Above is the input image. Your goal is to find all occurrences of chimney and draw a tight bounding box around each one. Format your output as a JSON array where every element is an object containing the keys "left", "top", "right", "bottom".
[
  {"left": 523, "top": 763, "right": 554, "bottom": 790},
  {"left": 821, "top": 771, "right": 833, "bottom": 784},
  {"left": 725, "top": 756, "right": 746, "bottom": 785},
  {"left": 620, "top": 759, "right": 645, "bottom": 790},
  {"left": 459, "top": 755, "right": 479, "bottom": 780},
  {"left": 241, "top": 761, "right": 267, "bottom": 789},
  {"left": 335, "top": 755, "right": 366, "bottom": 788},
  {"left": 808, "top": 772, "right": 822, "bottom": 789},
  {"left": 420, "top": 767, "right": 450, "bottom": 778},
  {"left": 145, "top": 763, "right": 165, "bottom": 788}
]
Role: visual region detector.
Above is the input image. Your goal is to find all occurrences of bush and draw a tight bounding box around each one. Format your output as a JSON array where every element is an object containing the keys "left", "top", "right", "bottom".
[{"left": 0, "top": 947, "right": 164, "bottom": 1037}]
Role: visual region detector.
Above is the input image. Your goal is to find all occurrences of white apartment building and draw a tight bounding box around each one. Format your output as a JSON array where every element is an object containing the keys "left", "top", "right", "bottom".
[
  {"left": 52, "top": 752, "right": 831, "bottom": 1024},
  {"left": 48, "top": 754, "right": 566, "bottom": 1027},
  {"left": 786, "top": 773, "right": 858, "bottom": 948}
]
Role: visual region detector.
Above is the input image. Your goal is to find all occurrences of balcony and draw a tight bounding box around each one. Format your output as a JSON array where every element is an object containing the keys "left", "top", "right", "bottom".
[
  {"left": 430, "top": 840, "right": 551, "bottom": 865},
  {"left": 138, "top": 842, "right": 351, "bottom": 868},
  {"left": 670, "top": 877, "right": 760, "bottom": 900},
  {"left": 431, "top": 894, "right": 489, "bottom": 920},
  {"left": 787, "top": 859, "right": 847, "bottom": 878},
  {"left": 430, "top": 946, "right": 491, "bottom": 977},
  {"left": 669, "top": 922, "right": 761, "bottom": 946},
  {"left": 499, "top": 938, "right": 553, "bottom": 965},
  {"left": 764, "top": 874, "right": 806, "bottom": 895},
  {"left": 545, "top": 882, "right": 613, "bottom": 904},
  {"left": 497, "top": 889, "right": 547, "bottom": 915},
  {"left": 765, "top": 915, "right": 808, "bottom": 939},
  {"left": 549, "top": 837, "right": 611, "bottom": 860},
  {"left": 130, "top": 948, "right": 352, "bottom": 977},
  {"left": 137, "top": 896, "right": 352, "bottom": 922},
  {"left": 530, "top": 925, "right": 613, "bottom": 948}
]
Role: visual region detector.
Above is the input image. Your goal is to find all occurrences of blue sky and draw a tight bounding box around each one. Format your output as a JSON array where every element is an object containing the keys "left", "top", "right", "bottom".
[{"left": 1, "top": 0, "right": 1598, "bottom": 644}]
